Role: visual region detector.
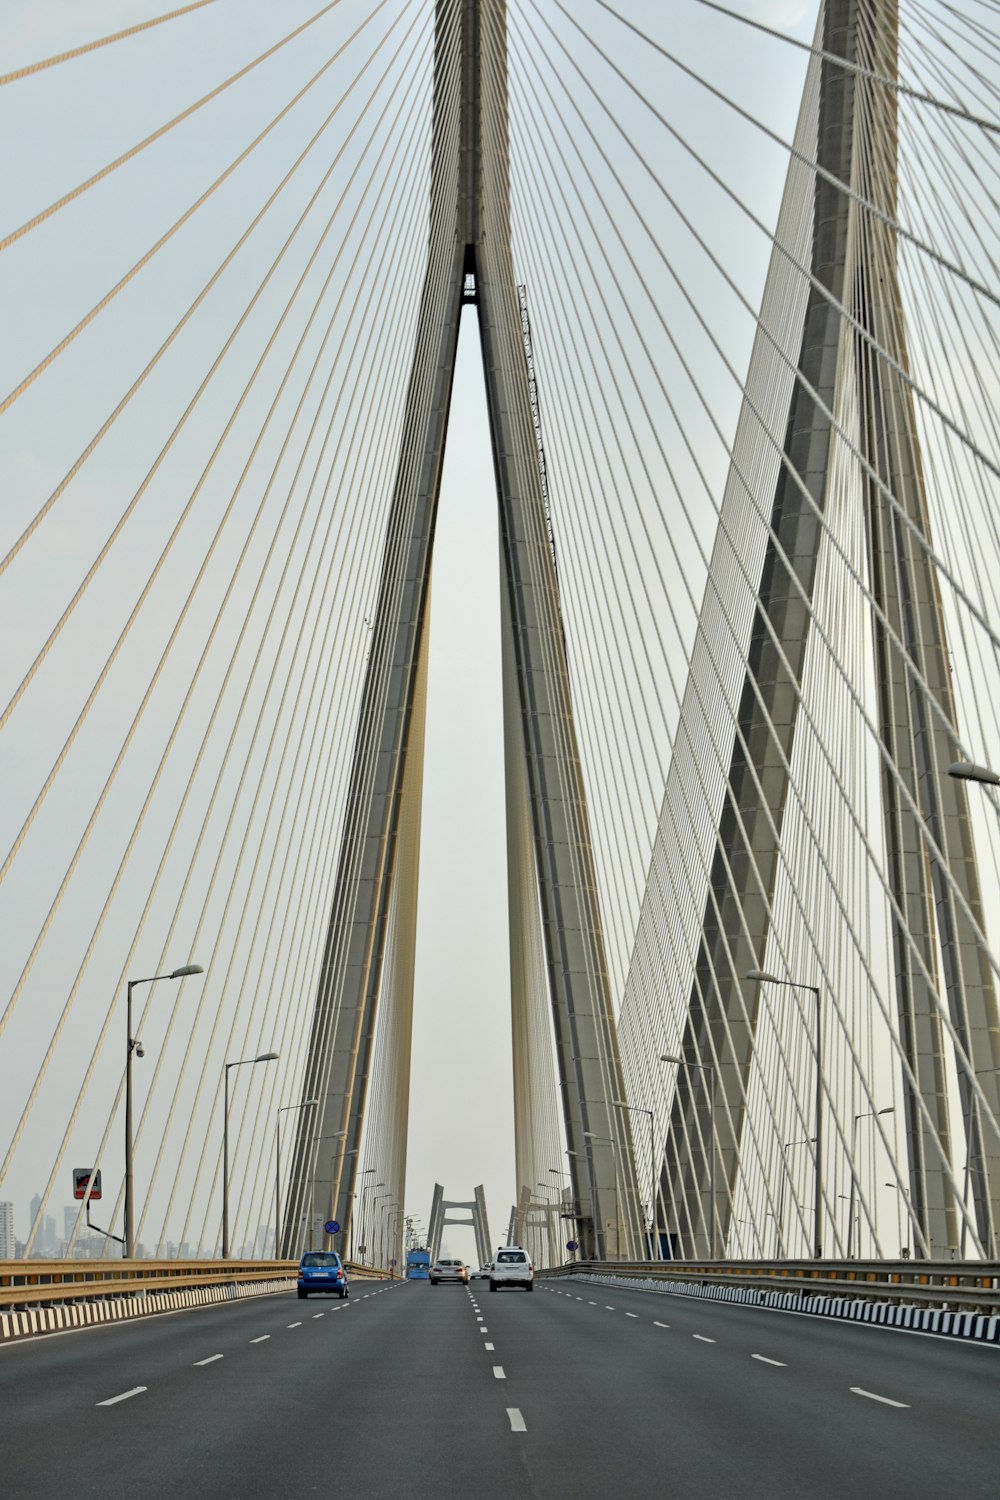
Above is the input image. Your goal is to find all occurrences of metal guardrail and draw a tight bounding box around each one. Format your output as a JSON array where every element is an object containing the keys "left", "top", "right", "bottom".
[
  {"left": 0, "top": 1257, "right": 397, "bottom": 1311},
  {"left": 538, "top": 1258, "right": 1000, "bottom": 1312}
]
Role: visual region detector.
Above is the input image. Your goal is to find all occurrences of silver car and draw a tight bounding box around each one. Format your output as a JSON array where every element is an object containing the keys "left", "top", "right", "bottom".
[{"left": 429, "top": 1257, "right": 469, "bottom": 1285}]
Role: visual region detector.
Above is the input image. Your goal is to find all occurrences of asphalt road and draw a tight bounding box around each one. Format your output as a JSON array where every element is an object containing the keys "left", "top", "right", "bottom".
[{"left": 1, "top": 1273, "right": 998, "bottom": 1499}]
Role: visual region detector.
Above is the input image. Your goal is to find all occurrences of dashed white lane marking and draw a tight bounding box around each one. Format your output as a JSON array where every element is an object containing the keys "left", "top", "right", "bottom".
[
  {"left": 476, "top": 1316, "right": 483, "bottom": 1321},
  {"left": 752, "top": 1355, "right": 786, "bottom": 1367},
  {"left": 692, "top": 1335, "right": 716, "bottom": 1344},
  {"left": 194, "top": 1355, "right": 223, "bottom": 1366},
  {"left": 653, "top": 1321, "right": 669, "bottom": 1329},
  {"left": 480, "top": 1328, "right": 489, "bottom": 1334},
  {"left": 588, "top": 1301, "right": 597, "bottom": 1306},
  {"left": 485, "top": 1342, "right": 495, "bottom": 1351},
  {"left": 507, "top": 1407, "right": 527, "bottom": 1433},
  {"left": 287, "top": 1322, "right": 302, "bottom": 1329},
  {"left": 97, "top": 1387, "right": 146, "bottom": 1406},
  {"left": 851, "top": 1387, "right": 910, "bottom": 1409},
  {"left": 625, "top": 1312, "right": 638, "bottom": 1319},
  {"left": 605, "top": 1306, "right": 615, "bottom": 1311},
  {"left": 493, "top": 1366, "right": 506, "bottom": 1380},
  {"left": 250, "top": 1335, "right": 271, "bottom": 1344},
  {"left": 313, "top": 1313, "right": 325, "bottom": 1319},
  {"left": 575, "top": 1297, "right": 584, "bottom": 1302}
]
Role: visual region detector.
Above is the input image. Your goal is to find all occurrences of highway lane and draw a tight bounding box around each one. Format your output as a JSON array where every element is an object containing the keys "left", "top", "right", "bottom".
[{"left": 1, "top": 1274, "right": 997, "bottom": 1498}]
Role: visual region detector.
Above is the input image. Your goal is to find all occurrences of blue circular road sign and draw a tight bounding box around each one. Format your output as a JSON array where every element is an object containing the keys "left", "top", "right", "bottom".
[
  {"left": 325, "top": 1220, "right": 340, "bottom": 1235},
  {"left": 566, "top": 1240, "right": 578, "bottom": 1252}
]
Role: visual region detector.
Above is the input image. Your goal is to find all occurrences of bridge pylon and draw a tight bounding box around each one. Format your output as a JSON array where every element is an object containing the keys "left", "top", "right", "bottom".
[
  {"left": 282, "top": 0, "right": 642, "bottom": 1261},
  {"left": 663, "top": 0, "right": 999, "bottom": 1261}
]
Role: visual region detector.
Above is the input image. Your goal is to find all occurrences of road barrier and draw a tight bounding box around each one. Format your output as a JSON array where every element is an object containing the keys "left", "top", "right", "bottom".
[{"left": 0, "top": 1257, "right": 395, "bottom": 1344}]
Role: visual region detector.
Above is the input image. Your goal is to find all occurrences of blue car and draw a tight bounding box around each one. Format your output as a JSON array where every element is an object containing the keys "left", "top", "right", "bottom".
[{"left": 297, "top": 1250, "right": 349, "bottom": 1299}]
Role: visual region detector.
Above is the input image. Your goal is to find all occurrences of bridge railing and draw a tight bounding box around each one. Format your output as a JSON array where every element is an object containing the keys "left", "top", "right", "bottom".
[
  {"left": 539, "top": 1258, "right": 1000, "bottom": 1313},
  {"left": 0, "top": 1257, "right": 397, "bottom": 1311}
]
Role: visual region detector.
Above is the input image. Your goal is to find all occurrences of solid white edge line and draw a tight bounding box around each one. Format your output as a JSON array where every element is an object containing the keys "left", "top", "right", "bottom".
[
  {"left": 97, "top": 1386, "right": 147, "bottom": 1406},
  {"left": 194, "top": 1354, "right": 224, "bottom": 1366},
  {"left": 507, "top": 1407, "right": 527, "bottom": 1432},
  {"left": 752, "top": 1354, "right": 787, "bottom": 1367},
  {"left": 493, "top": 1365, "right": 506, "bottom": 1379},
  {"left": 850, "top": 1386, "right": 910, "bottom": 1408}
]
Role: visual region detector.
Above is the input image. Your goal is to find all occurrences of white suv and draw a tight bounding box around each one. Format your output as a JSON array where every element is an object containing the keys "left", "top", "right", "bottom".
[{"left": 489, "top": 1246, "right": 533, "bottom": 1292}]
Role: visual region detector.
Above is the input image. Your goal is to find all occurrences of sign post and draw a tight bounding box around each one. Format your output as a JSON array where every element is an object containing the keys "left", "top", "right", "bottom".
[{"left": 71, "top": 1168, "right": 124, "bottom": 1251}]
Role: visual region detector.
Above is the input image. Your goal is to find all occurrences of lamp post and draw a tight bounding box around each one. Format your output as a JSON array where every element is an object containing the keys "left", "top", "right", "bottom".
[
  {"left": 613, "top": 1100, "right": 659, "bottom": 1260},
  {"left": 223, "top": 1051, "right": 278, "bottom": 1258},
  {"left": 886, "top": 1181, "right": 913, "bottom": 1257},
  {"left": 777, "top": 1138, "right": 815, "bottom": 1258},
  {"left": 747, "top": 970, "right": 824, "bottom": 1257},
  {"left": 358, "top": 1173, "right": 381, "bottom": 1264},
  {"left": 535, "top": 1181, "right": 562, "bottom": 1266},
  {"left": 660, "top": 1054, "right": 716, "bottom": 1257},
  {"left": 275, "top": 1099, "right": 318, "bottom": 1257},
  {"left": 584, "top": 1133, "right": 620, "bottom": 1258},
  {"left": 124, "top": 963, "right": 202, "bottom": 1258},
  {"left": 308, "top": 1131, "right": 348, "bottom": 1249},
  {"left": 373, "top": 1192, "right": 392, "bottom": 1266},
  {"left": 846, "top": 1106, "right": 894, "bottom": 1258},
  {"left": 548, "top": 1167, "right": 578, "bottom": 1260}
]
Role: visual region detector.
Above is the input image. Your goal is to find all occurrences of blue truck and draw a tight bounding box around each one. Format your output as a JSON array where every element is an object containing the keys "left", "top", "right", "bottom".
[{"left": 406, "top": 1247, "right": 431, "bottom": 1280}]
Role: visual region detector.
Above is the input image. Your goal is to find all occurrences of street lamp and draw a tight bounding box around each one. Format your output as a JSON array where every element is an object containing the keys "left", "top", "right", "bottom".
[
  {"left": 777, "top": 1138, "right": 815, "bottom": 1258},
  {"left": 846, "top": 1106, "right": 894, "bottom": 1258},
  {"left": 358, "top": 1173, "right": 381, "bottom": 1264},
  {"left": 548, "top": 1167, "right": 578, "bottom": 1260},
  {"left": 613, "top": 1099, "right": 659, "bottom": 1260},
  {"left": 275, "top": 1099, "right": 318, "bottom": 1257},
  {"left": 309, "top": 1132, "right": 348, "bottom": 1250},
  {"left": 373, "top": 1192, "right": 393, "bottom": 1266},
  {"left": 661, "top": 1053, "right": 716, "bottom": 1257},
  {"left": 885, "top": 1181, "right": 914, "bottom": 1256},
  {"left": 747, "top": 970, "right": 824, "bottom": 1257},
  {"left": 584, "top": 1133, "right": 620, "bottom": 1258},
  {"left": 223, "top": 1051, "right": 279, "bottom": 1258},
  {"left": 124, "top": 962, "right": 202, "bottom": 1258},
  {"left": 535, "top": 1180, "right": 562, "bottom": 1266},
  {"left": 948, "top": 761, "right": 1000, "bottom": 786}
]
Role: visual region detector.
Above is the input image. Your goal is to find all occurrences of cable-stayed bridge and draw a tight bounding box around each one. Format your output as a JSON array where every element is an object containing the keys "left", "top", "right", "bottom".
[{"left": 1, "top": 0, "right": 999, "bottom": 1303}]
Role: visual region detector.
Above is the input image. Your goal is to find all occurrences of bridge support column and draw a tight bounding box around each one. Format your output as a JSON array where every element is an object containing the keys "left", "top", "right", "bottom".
[
  {"left": 285, "top": 0, "right": 642, "bottom": 1261},
  {"left": 665, "top": 0, "right": 998, "bottom": 1260}
]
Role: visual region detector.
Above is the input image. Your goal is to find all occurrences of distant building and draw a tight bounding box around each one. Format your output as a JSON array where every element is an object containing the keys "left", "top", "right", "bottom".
[
  {"left": 0, "top": 1202, "right": 15, "bottom": 1259},
  {"left": 27, "top": 1196, "right": 58, "bottom": 1255}
]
